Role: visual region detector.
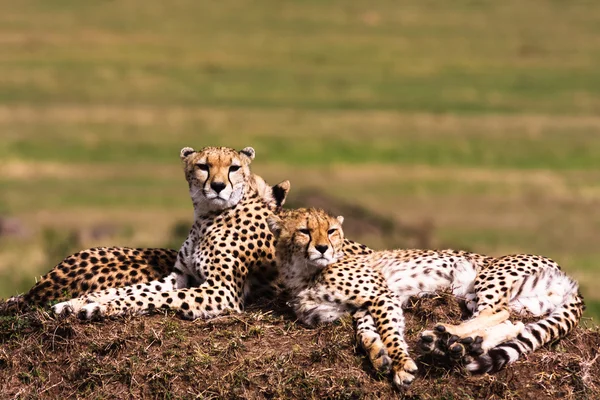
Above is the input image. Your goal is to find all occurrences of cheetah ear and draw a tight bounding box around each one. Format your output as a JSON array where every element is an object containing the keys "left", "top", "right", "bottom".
[
  {"left": 239, "top": 147, "right": 256, "bottom": 162},
  {"left": 267, "top": 215, "right": 283, "bottom": 237},
  {"left": 271, "top": 180, "right": 290, "bottom": 208},
  {"left": 180, "top": 147, "right": 196, "bottom": 160},
  {"left": 336, "top": 216, "right": 344, "bottom": 225}
]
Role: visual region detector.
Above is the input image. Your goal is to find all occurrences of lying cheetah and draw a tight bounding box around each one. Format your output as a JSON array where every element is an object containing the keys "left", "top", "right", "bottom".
[
  {"left": 7, "top": 159, "right": 289, "bottom": 309},
  {"left": 9, "top": 247, "right": 177, "bottom": 308},
  {"left": 267, "top": 208, "right": 584, "bottom": 387}
]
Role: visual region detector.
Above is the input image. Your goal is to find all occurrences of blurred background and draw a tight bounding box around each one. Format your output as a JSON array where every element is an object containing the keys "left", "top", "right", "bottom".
[{"left": 0, "top": 1, "right": 599, "bottom": 322}]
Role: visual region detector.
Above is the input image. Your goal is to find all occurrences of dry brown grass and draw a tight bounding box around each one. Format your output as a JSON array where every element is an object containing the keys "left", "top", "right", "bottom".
[{"left": 1, "top": 295, "right": 598, "bottom": 399}]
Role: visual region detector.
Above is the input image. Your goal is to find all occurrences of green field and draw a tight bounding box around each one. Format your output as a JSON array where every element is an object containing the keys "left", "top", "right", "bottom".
[{"left": 0, "top": 0, "right": 599, "bottom": 321}]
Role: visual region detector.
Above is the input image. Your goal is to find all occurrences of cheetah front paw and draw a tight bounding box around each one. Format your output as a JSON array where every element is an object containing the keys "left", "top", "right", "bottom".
[
  {"left": 358, "top": 338, "right": 393, "bottom": 374},
  {"left": 77, "top": 302, "right": 107, "bottom": 320},
  {"left": 464, "top": 293, "right": 478, "bottom": 314},
  {"left": 392, "top": 358, "right": 418, "bottom": 387},
  {"left": 52, "top": 300, "right": 77, "bottom": 316},
  {"left": 418, "top": 327, "right": 445, "bottom": 357},
  {"left": 419, "top": 325, "right": 484, "bottom": 360},
  {"left": 368, "top": 348, "right": 392, "bottom": 374}
]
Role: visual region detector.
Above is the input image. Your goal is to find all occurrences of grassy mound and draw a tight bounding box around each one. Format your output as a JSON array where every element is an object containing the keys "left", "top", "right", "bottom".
[{"left": 1, "top": 296, "right": 598, "bottom": 399}]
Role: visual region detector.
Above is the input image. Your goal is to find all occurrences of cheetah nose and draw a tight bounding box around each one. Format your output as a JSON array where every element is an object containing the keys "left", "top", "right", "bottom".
[
  {"left": 211, "top": 182, "right": 227, "bottom": 193},
  {"left": 315, "top": 245, "right": 329, "bottom": 254}
]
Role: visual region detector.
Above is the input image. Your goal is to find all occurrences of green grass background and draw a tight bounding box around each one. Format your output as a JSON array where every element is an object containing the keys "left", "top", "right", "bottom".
[{"left": 0, "top": 0, "right": 599, "bottom": 321}]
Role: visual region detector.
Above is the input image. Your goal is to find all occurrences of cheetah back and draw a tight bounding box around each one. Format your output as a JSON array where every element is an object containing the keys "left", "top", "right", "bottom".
[{"left": 20, "top": 247, "right": 176, "bottom": 307}]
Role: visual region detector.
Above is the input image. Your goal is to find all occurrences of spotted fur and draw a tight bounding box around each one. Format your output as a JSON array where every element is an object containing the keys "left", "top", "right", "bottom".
[
  {"left": 46, "top": 146, "right": 293, "bottom": 318},
  {"left": 9, "top": 247, "right": 177, "bottom": 308},
  {"left": 48, "top": 147, "right": 370, "bottom": 320},
  {"left": 7, "top": 159, "right": 290, "bottom": 310},
  {"left": 267, "top": 208, "right": 584, "bottom": 386}
]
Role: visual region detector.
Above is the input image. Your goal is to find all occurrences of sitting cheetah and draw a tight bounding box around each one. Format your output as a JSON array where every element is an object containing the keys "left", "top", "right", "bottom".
[
  {"left": 7, "top": 161, "right": 290, "bottom": 309},
  {"left": 267, "top": 208, "right": 584, "bottom": 387},
  {"left": 48, "top": 145, "right": 292, "bottom": 318},
  {"left": 51, "top": 147, "right": 371, "bottom": 320},
  {"left": 10, "top": 180, "right": 289, "bottom": 309}
]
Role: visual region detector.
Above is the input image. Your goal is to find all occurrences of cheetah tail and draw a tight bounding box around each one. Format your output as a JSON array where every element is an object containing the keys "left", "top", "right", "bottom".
[{"left": 467, "top": 278, "right": 584, "bottom": 374}]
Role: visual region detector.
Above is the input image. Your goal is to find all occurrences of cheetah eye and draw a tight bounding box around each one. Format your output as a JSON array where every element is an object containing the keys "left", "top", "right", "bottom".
[
  {"left": 196, "top": 163, "right": 209, "bottom": 171},
  {"left": 229, "top": 165, "right": 241, "bottom": 172},
  {"left": 327, "top": 228, "right": 337, "bottom": 235},
  {"left": 298, "top": 228, "right": 310, "bottom": 235}
]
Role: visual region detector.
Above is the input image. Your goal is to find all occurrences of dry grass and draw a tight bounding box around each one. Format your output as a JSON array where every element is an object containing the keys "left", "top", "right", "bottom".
[
  {"left": 3, "top": 105, "right": 600, "bottom": 130},
  {"left": 1, "top": 295, "right": 598, "bottom": 399}
]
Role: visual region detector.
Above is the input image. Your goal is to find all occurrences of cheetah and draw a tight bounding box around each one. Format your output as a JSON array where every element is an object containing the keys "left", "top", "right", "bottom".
[
  {"left": 50, "top": 146, "right": 371, "bottom": 320},
  {"left": 47, "top": 145, "right": 292, "bottom": 319},
  {"left": 6, "top": 157, "right": 290, "bottom": 310},
  {"left": 267, "top": 208, "right": 584, "bottom": 387}
]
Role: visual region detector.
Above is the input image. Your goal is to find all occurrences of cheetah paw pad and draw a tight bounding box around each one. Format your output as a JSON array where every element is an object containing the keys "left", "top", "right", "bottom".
[{"left": 419, "top": 325, "right": 484, "bottom": 360}]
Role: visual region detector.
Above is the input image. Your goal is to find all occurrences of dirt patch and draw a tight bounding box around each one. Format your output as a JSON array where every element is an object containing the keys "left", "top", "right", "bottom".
[{"left": 1, "top": 296, "right": 598, "bottom": 400}]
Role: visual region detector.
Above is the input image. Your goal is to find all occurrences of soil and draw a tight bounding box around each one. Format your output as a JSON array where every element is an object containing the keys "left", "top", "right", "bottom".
[{"left": 1, "top": 295, "right": 598, "bottom": 400}]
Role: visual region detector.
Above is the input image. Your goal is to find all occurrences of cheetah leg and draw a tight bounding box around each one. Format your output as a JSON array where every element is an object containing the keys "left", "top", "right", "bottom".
[
  {"left": 471, "top": 320, "right": 525, "bottom": 354},
  {"left": 77, "top": 282, "right": 243, "bottom": 320},
  {"left": 446, "top": 320, "right": 526, "bottom": 361},
  {"left": 438, "top": 308, "right": 510, "bottom": 337},
  {"left": 52, "top": 271, "right": 184, "bottom": 316},
  {"left": 419, "top": 317, "right": 524, "bottom": 361},
  {"left": 419, "top": 307, "right": 510, "bottom": 351},
  {"left": 419, "top": 270, "right": 513, "bottom": 358},
  {"left": 354, "top": 310, "right": 392, "bottom": 374},
  {"left": 367, "top": 295, "right": 418, "bottom": 387}
]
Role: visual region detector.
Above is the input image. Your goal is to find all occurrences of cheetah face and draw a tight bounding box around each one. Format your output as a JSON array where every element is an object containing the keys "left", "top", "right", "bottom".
[
  {"left": 268, "top": 208, "right": 346, "bottom": 269},
  {"left": 180, "top": 146, "right": 255, "bottom": 213}
]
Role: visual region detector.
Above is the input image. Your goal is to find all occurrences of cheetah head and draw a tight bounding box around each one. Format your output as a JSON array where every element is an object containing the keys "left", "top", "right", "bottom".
[
  {"left": 180, "top": 146, "right": 256, "bottom": 213},
  {"left": 268, "top": 208, "right": 346, "bottom": 274}
]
